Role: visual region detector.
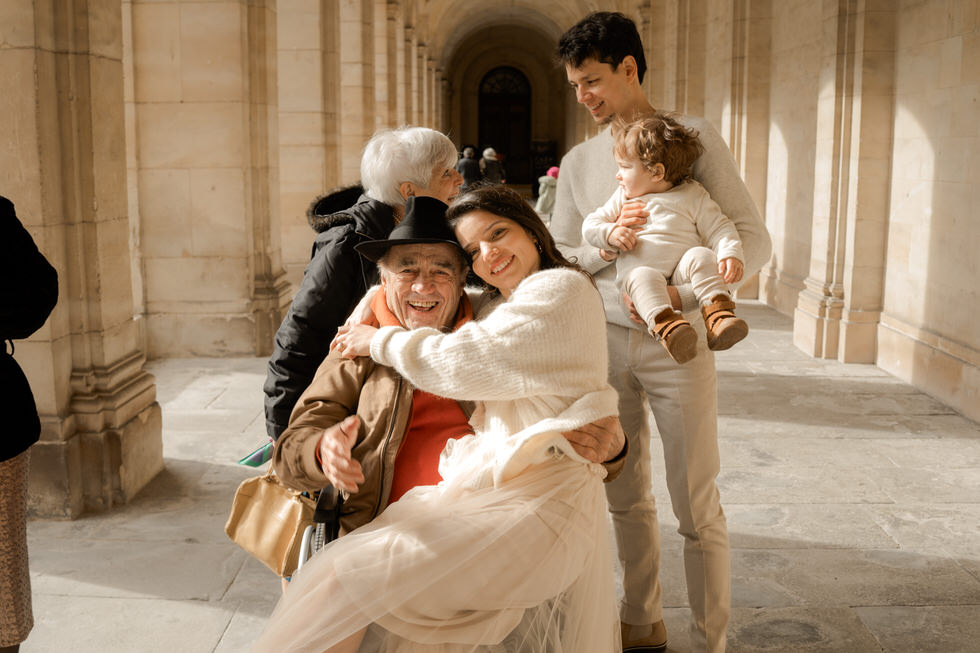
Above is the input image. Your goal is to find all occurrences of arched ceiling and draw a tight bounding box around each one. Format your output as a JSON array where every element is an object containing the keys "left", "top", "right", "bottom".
[{"left": 413, "top": 0, "right": 601, "bottom": 69}]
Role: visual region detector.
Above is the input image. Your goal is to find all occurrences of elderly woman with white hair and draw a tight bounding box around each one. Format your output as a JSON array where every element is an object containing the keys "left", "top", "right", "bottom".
[{"left": 264, "top": 126, "right": 464, "bottom": 443}]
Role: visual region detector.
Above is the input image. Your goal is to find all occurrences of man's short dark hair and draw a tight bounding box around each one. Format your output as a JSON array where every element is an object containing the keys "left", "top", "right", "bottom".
[{"left": 557, "top": 11, "right": 647, "bottom": 85}]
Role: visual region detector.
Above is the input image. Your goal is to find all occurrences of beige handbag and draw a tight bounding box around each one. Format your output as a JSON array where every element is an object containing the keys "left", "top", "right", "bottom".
[{"left": 224, "top": 471, "right": 315, "bottom": 577}]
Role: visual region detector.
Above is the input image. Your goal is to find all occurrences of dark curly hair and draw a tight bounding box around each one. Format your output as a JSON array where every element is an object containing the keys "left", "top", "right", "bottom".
[
  {"left": 557, "top": 12, "right": 647, "bottom": 84},
  {"left": 613, "top": 113, "right": 704, "bottom": 185},
  {"left": 445, "top": 186, "right": 588, "bottom": 296}
]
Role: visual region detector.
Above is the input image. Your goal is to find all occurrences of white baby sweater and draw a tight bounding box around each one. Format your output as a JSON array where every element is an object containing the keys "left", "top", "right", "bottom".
[
  {"left": 581, "top": 180, "right": 744, "bottom": 275},
  {"left": 369, "top": 268, "right": 619, "bottom": 485}
]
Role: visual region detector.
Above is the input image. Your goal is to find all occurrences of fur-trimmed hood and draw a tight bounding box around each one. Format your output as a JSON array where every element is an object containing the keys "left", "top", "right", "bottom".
[{"left": 306, "top": 184, "right": 366, "bottom": 233}]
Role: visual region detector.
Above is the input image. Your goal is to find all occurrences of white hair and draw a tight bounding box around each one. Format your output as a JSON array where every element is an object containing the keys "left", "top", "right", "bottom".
[{"left": 360, "top": 126, "right": 459, "bottom": 207}]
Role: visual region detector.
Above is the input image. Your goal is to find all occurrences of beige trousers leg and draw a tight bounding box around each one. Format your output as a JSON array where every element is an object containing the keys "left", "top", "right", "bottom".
[{"left": 604, "top": 323, "right": 730, "bottom": 653}]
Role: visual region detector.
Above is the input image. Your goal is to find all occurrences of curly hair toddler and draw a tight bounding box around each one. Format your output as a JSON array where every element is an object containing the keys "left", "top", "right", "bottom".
[{"left": 582, "top": 113, "right": 748, "bottom": 363}]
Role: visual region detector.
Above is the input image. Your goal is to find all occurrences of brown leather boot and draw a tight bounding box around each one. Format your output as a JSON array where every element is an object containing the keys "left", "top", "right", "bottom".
[
  {"left": 651, "top": 307, "right": 698, "bottom": 364},
  {"left": 621, "top": 620, "right": 668, "bottom": 652},
  {"left": 701, "top": 294, "right": 749, "bottom": 350}
]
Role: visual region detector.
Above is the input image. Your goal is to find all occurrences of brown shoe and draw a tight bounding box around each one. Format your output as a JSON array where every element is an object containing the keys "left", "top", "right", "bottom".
[
  {"left": 701, "top": 294, "right": 749, "bottom": 351},
  {"left": 651, "top": 308, "right": 698, "bottom": 364},
  {"left": 621, "top": 620, "right": 668, "bottom": 653}
]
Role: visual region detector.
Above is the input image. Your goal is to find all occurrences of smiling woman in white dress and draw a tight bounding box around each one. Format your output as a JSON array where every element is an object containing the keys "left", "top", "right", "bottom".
[{"left": 251, "top": 186, "right": 622, "bottom": 653}]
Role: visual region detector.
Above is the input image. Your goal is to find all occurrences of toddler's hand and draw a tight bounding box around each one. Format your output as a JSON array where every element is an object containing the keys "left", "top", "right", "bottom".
[
  {"left": 598, "top": 248, "right": 619, "bottom": 262},
  {"left": 615, "top": 200, "right": 648, "bottom": 229},
  {"left": 608, "top": 225, "right": 637, "bottom": 251},
  {"left": 719, "top": 257, "right": 744, "bottom": 284}
]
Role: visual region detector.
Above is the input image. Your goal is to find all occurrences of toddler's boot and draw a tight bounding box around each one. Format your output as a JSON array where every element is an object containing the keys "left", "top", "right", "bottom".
[
  {"left": 701, "top": 294, "right": 749, "bottom": 351},
  {"left": 651, "top": 307, "right": 698, "bottom": 364}
]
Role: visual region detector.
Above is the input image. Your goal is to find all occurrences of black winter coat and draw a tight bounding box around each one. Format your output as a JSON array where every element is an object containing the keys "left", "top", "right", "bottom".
[
  {"left": 263, "top": 189, "right": 396, "bottom": 439},
  {"left": 1, "top": 196, "right": 59, "bottom": 462}
]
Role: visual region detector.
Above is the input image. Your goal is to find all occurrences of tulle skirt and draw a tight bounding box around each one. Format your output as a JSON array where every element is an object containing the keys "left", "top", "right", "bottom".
[{"left": 251, "top": 455, "right": 620, "bottom": 652}]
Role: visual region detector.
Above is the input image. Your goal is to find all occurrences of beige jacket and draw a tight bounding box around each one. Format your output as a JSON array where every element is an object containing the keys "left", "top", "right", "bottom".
[{"left": 273, "top": 349, "right": 474, "bottom": 535}]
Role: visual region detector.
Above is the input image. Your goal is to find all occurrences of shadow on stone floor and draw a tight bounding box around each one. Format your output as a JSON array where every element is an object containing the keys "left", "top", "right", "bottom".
[
  {"left": 27, "top": 450, "right": 980, "bottom": 652},
  {"left": 716, "top": 370, "right": 978, "bottom": 439}
]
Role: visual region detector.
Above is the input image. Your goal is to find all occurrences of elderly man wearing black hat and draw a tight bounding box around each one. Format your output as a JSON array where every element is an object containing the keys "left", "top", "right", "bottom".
[{"left": 271, "top": 196, "right": 477, "bottom": 539}]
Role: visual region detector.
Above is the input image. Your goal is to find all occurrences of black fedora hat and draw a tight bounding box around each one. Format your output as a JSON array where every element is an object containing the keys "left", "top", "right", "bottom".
[{"left": 355, "top": 196, "right": 466, "bottom": 262}]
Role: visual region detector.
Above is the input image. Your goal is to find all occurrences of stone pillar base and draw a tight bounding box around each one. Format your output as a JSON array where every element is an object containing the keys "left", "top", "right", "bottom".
[
  {"left": 79, "top": 401, "right": 164, "bottom": 513},
  {"left": 253, "top": 271, "right": 293, "bottom": 357},
  {"left": 27, "top": 402, "right": 163, "bottom": 518},
  {"left": 28, "top": 352, "right": 164, "bottom": 519},
  {"left": 837, "top": 308, "right": 880, "bottom": 364},
  {"left": 793, "top": 285, "right": 843, "bottom": 359},
  {"left": 27, "top": 432, "right": 83, "bottom": 519}
]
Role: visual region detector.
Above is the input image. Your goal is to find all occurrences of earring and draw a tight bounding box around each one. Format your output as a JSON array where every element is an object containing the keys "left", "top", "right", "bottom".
[{"left": 535, "top": 240, "right": 543, "bottom": 253}]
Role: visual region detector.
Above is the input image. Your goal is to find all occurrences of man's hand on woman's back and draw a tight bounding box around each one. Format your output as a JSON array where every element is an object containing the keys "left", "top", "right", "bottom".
[{"left": 561, "top": 415, "right": 626, "bottom": 463}]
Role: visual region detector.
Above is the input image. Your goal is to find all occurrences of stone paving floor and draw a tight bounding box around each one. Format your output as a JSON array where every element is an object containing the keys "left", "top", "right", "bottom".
[{"left": 21, "top": 301, "right": 980, "bottom": 652}]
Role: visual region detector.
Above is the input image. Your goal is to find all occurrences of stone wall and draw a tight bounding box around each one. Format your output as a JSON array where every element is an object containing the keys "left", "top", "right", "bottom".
[
  {"left": 877, "top": 0, "right": 980, "bottom": 420},
  {"left": 127, "top": 0, "right": 290, "bottom": 358}
]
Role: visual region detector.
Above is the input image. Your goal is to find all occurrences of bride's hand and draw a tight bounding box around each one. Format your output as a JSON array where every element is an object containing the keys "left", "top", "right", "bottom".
[
  {"left": 330, "top": 288, "right": 378, "bottom": 350},
  {"left": 332, "top": 324, "right": 378, "bottom": 359}
]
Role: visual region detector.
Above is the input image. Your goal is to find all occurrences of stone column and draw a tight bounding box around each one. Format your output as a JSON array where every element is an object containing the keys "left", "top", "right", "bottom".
[
  {"left": 682, "top": 0, "right": 707, "bottom": 117},
  {"left": 417, "top": 42, "right": 428, "bottom": 124},
  {"left": 726, "top": 0, "right": 772, "bottom": 299},
  {"left": 246, "top": 2, "right": 290, "bottom": 355},
  {"left": 373, "top": 0, "right": 390, "bottom": 131},
  {"left": 793, "top": 0, "right": 895, "bottom": 363},
  {"left": 405, "top": 27, "right": 419, "bottom": 123},
  {"left": 638, "top": 2, "right": 662, "bottom": 103},
  {"left": 663, "top": 0, "right": 707, "bottom": 116},
  {"left": 422, "top": 52, "right": 433, "bottom": 125},
  {"left": 1, "top": 0, "right": 163, "bottom": 517},
  {"left": 415, "top": 42, "right": 426, "bottom": 124},
  {"left": 439, "top": 75, "right": 449, "bottom": 131},
  {"left": 277, "top": 0, "right": 338, "bottom": 287},
  {"left": 394, "top": 9, "right": 407, "bottom": 124},
  {"left": 660, "top": 1, "right": 681, "bottom": 110},
  {"left": 338, "top": 0, "right": 375, "bottom": 185},
  {"left": 130, "top": 0, "right": 289, "bottom": 357}
]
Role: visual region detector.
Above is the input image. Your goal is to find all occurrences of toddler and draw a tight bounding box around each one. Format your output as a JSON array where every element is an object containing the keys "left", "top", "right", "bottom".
[{"left": 582, "top": 113, "right": 748, "bottom": 363}]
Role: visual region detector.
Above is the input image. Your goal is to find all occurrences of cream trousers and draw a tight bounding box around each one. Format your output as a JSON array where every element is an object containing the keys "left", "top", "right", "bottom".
[
  {"left": 604, "top": 322, "right": 730, "bottom": 653},
  {"left": 619, "top": 246, "right": 730, "bottom": 326}
]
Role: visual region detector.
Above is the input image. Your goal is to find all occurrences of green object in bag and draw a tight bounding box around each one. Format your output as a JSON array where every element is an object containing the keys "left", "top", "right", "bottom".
[{"left": 238, "top": 440, "right": 274, "bottom": 467}]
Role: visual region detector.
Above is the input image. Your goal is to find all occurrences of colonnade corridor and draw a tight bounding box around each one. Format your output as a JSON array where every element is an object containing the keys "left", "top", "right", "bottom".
[{"left": 22, "top": 301, "right": 980, "bottom": 653}]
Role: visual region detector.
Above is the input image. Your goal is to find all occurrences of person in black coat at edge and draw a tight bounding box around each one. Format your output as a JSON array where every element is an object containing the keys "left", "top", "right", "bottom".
[
  {"left": 0, "top": 195, "right": 58, "bottom": 653},
  {"left": 264, "top": 126, "right": 463, "bottom": 442}
]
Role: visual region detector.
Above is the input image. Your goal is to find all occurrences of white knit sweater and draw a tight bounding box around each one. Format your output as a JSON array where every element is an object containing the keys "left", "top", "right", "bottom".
[
  {"left": 369, "top": 268, "right": 619, "bottom": 485},
  {"left": 551, "top": 118, "right": 772, "bottom": 328}
]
